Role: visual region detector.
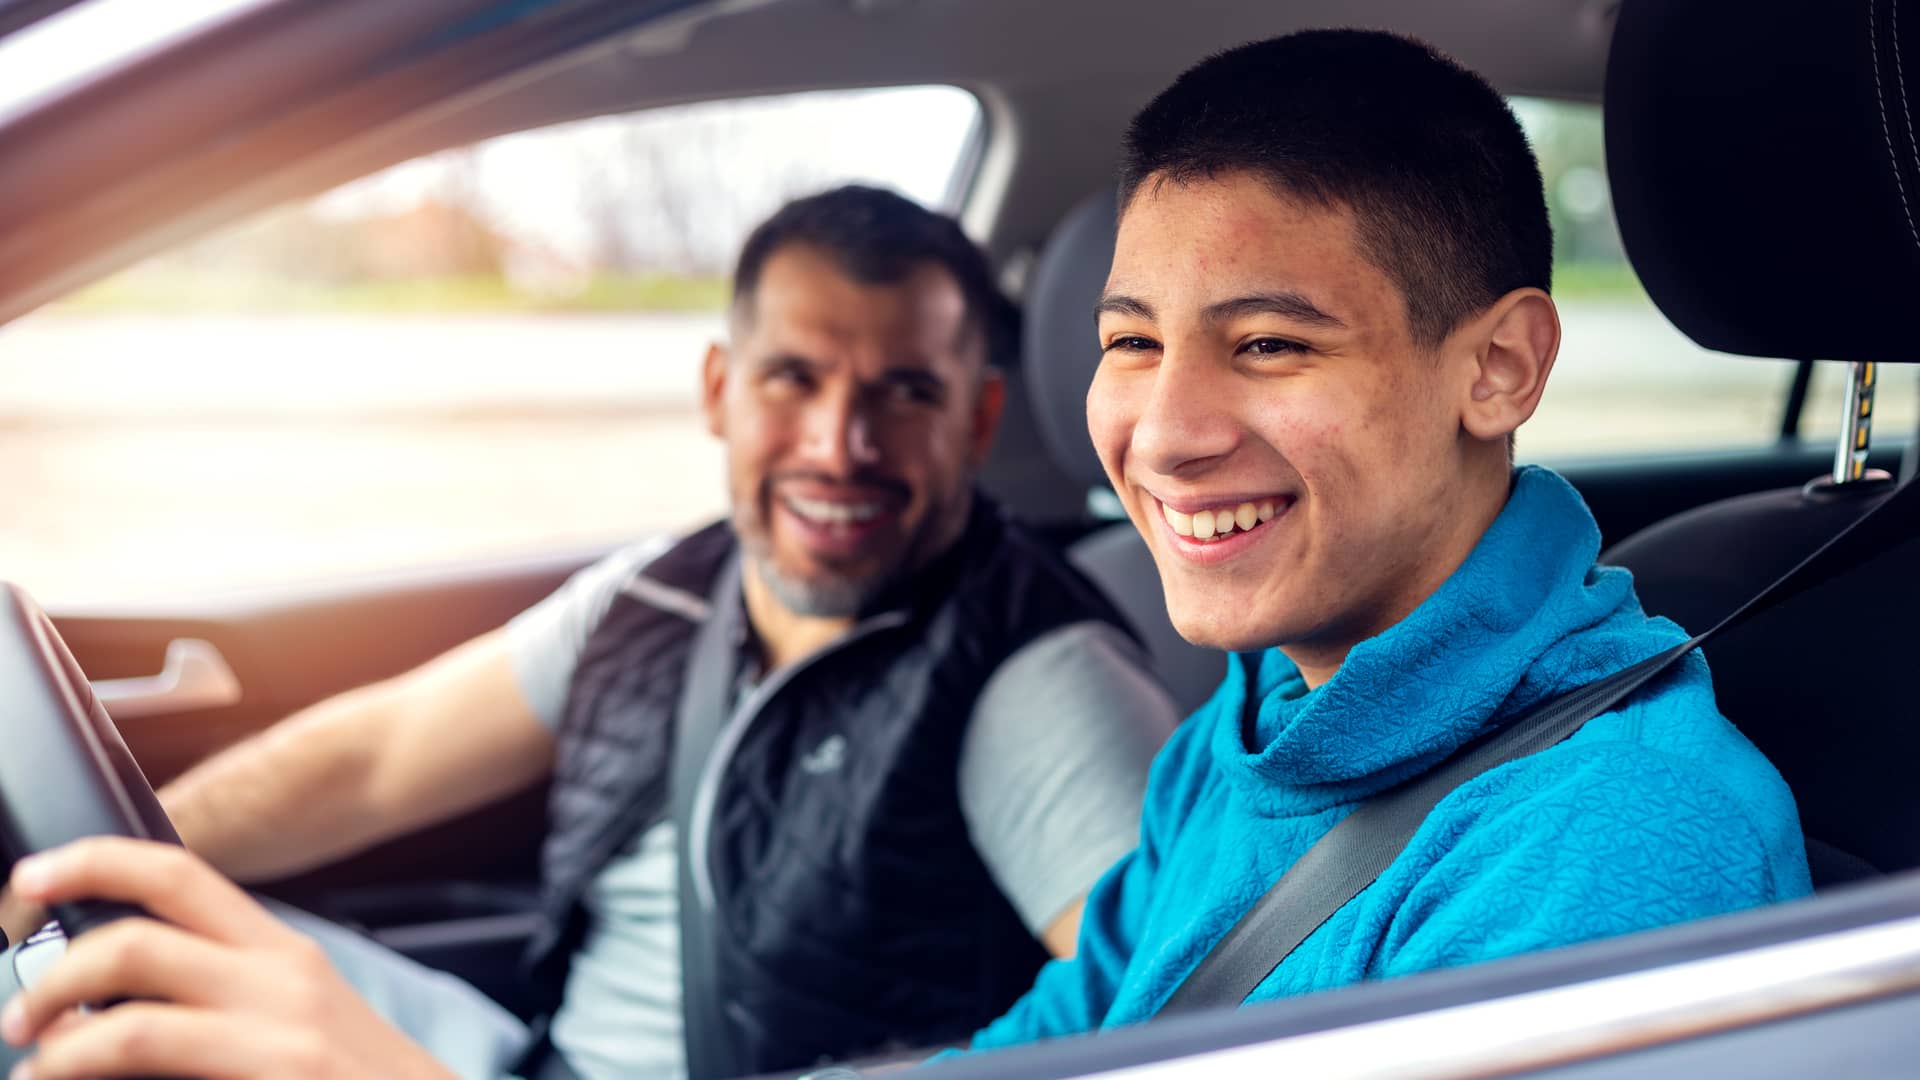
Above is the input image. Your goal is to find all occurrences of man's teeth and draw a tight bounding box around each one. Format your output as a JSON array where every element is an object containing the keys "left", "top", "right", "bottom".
[
  {"left": 785, "top": 495, "right": 885, "bottom": 525},
  {"left": 1160, "top": 499, "right": 1280, "bottom": 540}
]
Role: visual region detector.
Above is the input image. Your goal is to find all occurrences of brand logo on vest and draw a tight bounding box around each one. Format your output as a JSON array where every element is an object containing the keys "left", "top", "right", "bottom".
[{"left": 800, "top": 733, "right": 848, "bottom": 775}]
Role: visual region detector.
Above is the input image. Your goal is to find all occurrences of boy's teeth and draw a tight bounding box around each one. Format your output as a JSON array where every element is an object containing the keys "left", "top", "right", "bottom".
[
  {"left": 1162, "top": 504, "right": 1195, "bottom": 537},
  {"left": 1159, "top": 498, "right": 1284, "bottom": 542}
]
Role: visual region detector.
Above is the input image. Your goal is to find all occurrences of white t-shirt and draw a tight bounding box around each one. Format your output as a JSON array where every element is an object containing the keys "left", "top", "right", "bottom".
[{"left": 505, "top": 543, "right": 1178, "bottom": 1080}]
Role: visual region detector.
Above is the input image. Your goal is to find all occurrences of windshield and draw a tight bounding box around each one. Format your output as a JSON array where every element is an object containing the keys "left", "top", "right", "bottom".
[{"left": 0, "top": 0, "right": 270, "bottom": 124}]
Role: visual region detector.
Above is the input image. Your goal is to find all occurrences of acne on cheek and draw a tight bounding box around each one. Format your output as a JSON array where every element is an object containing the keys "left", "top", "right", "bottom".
[{"left": 1248, "top": 395, "right": 1340, "bottom": 449}]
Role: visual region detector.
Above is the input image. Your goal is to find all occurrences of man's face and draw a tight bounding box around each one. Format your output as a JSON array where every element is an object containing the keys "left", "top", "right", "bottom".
[
  {"left": 1090, "top": 172, "right": 1489, "bottom": 669},
  {"left": 704, "top": 244, "right": 1002, "bottom": 617}
]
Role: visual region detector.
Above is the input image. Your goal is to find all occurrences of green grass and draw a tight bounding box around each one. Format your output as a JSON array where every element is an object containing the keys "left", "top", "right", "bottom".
[
  {"left": 1551, "top": 261, "right": 1650, "bottom": 302},
  {"left": 52, "top": 262, "right": 1649, "bottom": 316},
  {"left": 51, "top": 273, "right": 731, "bottom": 316}
]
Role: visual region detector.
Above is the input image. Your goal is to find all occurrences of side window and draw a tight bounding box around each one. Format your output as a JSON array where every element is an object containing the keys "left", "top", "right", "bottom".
[
  {"left": 1507, "top": 99, "right": 1918, "bottom": 461},
  {"left": 0, "top": 86, "right": 983, "bottom": 605}
]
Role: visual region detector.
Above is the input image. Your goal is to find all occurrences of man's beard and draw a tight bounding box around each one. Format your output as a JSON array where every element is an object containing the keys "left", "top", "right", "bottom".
[
  {"left": 737, "top": 469, "right": 924, "bottom": 617},
  {"left": 748, "top": 550, "right": 897, "bottom": 618},
  {"left": 736, "top": 498, "right": 909, "bottom": 617}
]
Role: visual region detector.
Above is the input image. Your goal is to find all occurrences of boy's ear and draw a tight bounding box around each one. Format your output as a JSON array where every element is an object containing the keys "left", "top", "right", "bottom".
[{"left": 1459, "top": 288, "right": 1559, "bottom": 443}]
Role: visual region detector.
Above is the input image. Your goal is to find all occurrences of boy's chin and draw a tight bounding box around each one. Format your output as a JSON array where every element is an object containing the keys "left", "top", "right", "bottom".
[{"left": 1167, "top": 604, "right": 1284, "bottom": 654}]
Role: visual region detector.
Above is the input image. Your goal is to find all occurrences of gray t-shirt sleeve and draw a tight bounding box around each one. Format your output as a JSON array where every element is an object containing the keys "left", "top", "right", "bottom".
[
  {"left": 505, "top": 541, "right": 667, "bottom": 730},
  {"left": 958, "top": 621, "right": 1180, "bottom": 935}
]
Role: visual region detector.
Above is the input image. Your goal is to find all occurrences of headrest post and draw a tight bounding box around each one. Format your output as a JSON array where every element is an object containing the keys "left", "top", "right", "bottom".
[{"left": 1833, "top": 361, "right": 1879, "bottom": 485}]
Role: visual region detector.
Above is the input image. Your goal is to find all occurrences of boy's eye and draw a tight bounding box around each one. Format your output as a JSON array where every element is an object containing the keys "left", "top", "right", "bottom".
[
  {"left": 1242, "top": 337, "right": 1305, "bottom": 357},
  {"left": 1102, "top": 335, "right": 1159, "bottom": 353}
]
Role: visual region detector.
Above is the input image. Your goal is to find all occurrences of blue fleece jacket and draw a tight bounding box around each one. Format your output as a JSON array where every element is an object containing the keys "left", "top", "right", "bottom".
[{"left": 967, "top": 466, "right": 1811, "bottom": 1051}]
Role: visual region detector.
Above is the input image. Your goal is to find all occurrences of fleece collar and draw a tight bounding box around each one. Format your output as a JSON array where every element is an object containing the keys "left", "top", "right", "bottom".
[{"left": 1202, "top": 466, "right": 1684, "bottom": 817}]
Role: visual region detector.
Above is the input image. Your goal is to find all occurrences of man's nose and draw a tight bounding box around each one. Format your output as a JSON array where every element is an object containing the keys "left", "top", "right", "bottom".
[
  {"left": 1129, "top": 350, "right": 1241, "bottom": 478},
  {"left": 801, "top": 391, "right": 881, "bottom": 474}
]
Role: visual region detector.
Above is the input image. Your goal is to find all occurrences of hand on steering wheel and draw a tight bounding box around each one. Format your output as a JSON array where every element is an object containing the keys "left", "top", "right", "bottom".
[
  {"left": 0, "top": 585, "right": 454, "bottom": 1078},
  {"left": 2, "top": 837, "right": 454, "bottom": 1080}
]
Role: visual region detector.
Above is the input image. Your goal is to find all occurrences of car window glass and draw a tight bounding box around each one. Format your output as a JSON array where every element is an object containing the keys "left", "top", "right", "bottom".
[
  {"left": 0, "top": 85, "right": 983, "bottom": 605},
  {"left": 1510, "top": 98, "right": 1805, "bottom": 462}
]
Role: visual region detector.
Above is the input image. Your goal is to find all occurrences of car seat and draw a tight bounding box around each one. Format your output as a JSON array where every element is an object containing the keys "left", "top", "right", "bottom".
[
  {"left": 1025, "top": 186, "right": 1228, "bottom": 713},
  {"left": 1599, "top": 0, "right": 1920, "bottom": 885}
]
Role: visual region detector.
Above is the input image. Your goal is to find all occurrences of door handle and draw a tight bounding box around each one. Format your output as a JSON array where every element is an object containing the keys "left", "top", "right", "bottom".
[{"left": 92, "top": 639, "right": 243, "bottom": 720}]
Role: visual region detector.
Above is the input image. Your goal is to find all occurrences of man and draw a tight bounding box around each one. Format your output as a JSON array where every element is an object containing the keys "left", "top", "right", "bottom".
[
  {"left": 2, "top": 30, "right": 1816, "bottom": 1079},
  {"left": 0, "top": 185, "right": 1178, "bottom": 1079}
]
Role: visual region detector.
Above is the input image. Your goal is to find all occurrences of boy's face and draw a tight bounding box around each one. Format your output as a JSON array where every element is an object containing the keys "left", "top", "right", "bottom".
[{"left": 1089, "top": 172, "right": 1496, "bottom": 676}]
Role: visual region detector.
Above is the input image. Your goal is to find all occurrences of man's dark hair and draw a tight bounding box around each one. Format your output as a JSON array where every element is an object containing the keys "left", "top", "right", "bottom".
[
  {"left": 731, "top": 184, "right": 1016, "bottom": 368},
  {"left": 1120, "top": 30, "right": 1552, "bottom": 346}
]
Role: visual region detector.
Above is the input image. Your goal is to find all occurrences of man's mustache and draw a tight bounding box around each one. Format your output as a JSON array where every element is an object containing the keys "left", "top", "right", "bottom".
[{"left": 764, "top": 470, "right": 911, "bottom": 503}]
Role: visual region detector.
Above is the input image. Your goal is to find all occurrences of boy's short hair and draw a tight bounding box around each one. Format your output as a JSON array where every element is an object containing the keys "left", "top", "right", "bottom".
[
  {"left": 731, "top": 184, "right": 1017, "bottom": 369},
  {"left": 1120, "top": 30, "right": 1552, "bottom": 346}
]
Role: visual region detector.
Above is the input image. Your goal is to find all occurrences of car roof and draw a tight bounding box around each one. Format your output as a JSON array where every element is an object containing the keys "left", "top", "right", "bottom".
[
  {"left": 0, "top": 0, "right": 1613, "bottom": 325},
  {"left": 495, "top": 0, "right": 1612, "bottom": 255}
]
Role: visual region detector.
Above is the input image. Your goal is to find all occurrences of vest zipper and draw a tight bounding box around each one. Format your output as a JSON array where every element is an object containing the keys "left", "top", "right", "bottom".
[{"left": 686, "top": 609, "right": 913, "bottom": 914}]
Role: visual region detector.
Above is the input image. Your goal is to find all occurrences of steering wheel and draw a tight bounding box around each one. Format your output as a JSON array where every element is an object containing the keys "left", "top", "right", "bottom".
[{"left": 0, "top": 582, "right": 180, "bottom": 940}]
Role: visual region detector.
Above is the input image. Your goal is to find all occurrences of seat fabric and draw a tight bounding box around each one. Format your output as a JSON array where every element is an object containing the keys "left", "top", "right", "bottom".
[
  {"left": 1026, "top": 187, "right": 1227, "bottom": 715},
  {"left": 1604, "top": 483, "right": 1920, "bottom": 883}
]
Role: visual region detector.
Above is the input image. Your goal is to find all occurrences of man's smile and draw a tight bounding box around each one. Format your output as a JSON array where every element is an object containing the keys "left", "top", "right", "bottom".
[{"left": 773, "top": 483, "right": 907, "bottom": 558}]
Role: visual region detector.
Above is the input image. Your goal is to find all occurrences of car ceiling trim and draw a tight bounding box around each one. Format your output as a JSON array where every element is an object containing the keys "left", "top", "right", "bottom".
[
  {"left": 0, "top": 0, "right": 720, "bottom": 326},
  {"left": 1074, "top": 913, "right": 1920, "bottom": 1080},
  {"left": 0, "top": 0, "right": 496, "bottom": 222}
]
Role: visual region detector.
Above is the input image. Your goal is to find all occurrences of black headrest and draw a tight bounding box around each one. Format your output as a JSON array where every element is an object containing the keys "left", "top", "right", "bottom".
[
  {"left": 1606, "top": 0, "right": 1920, "bottom": 363},
  {"left": 1026, "top": 187, "right": 1120, "bottom": 490}
]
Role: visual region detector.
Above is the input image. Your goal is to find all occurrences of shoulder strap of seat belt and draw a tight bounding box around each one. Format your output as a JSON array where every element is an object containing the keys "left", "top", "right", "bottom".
[
  {"left": 1159, "top": 472, "right": 1920, "bottom": 1016},
  {"left": 673, "top": 558, "right": 747, "bottom": 1080}
]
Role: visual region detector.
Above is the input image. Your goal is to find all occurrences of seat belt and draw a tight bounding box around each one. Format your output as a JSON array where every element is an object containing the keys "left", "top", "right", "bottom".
[
  {"left": 673, "top": 558, "right": 749, "bottom": 1080},
  {"left": 516, "top": 562, "right": 743, "bottom": 1080},
  {"left": 1159, "top": 471, "right": 1920, "bottom": 1016}
]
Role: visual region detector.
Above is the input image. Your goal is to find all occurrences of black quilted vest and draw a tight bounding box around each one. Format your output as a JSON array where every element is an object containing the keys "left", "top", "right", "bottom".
[{"left": 527, "top": 499, "right": 1134, "bottom": 1078}]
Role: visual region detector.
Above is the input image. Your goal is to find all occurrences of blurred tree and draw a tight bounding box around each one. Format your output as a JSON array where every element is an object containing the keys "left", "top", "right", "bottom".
[{"left": 1520, "top": 101, "right": 1627, "bottom": 270}]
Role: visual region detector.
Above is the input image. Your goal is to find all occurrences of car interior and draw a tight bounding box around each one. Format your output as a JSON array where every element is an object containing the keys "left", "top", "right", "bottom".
[{"left": 2, "top": 0, "right": 1920, "bottom": 1074}]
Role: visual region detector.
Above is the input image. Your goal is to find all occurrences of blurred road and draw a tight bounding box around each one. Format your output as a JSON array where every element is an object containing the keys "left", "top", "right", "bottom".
[{"left": 0, "top": 306, "right": 1902, "bottom": 605}]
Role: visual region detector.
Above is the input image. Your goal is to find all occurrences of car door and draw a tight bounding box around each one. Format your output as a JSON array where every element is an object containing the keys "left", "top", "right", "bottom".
[{"left": 46, "top": 553, "right": 593, "bottom": 1013}]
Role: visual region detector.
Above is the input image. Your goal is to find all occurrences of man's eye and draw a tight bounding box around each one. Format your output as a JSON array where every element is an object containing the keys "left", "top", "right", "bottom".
[
  {"left": 767, "top": 366, "right": 814, "bottom": 389},
  {"left": 1101, "top": 335, "right": 1159, "bottom": 354},
  {"left": 885, "top": 382, "right": 943, "bottom": 406},
  {"left": 1242, "top": 337, "right": 1305, "bottom": 357}
]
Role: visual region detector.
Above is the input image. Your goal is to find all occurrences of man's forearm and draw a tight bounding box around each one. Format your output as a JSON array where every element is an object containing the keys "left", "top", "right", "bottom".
[
  {"left": 159, "top": 683, "right": 404, "bottom": 883},
  {"left": 157, "top": 630, "right": 556, "bottom": 885}
]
